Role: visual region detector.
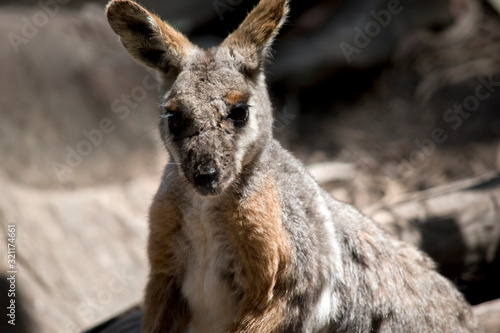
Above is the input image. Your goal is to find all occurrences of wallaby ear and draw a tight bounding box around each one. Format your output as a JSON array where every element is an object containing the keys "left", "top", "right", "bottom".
[
  {"left": 106, "top": 0, "right": 194, "bottom": 72},
  {"left": 222, "top": 0, "right": 289, "bottom": 73}
]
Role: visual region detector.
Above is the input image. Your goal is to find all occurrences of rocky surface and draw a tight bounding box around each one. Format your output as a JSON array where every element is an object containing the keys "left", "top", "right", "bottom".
[{"left": 1, "top": 1, "right": 499, "bottom": 332}]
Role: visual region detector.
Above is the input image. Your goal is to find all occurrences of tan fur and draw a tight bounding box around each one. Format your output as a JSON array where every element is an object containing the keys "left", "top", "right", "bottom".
[
  {"left": 146, "top": 176, "right": 292, "bottom": 333},
  {"left": 150, "top": 14, "right": 191, "bottom": 58},
  {"left": 148, "top": 192, "right": 183, "bottom": 275},
  {"left": 143, "top": 191, "right": 190, "bottom": 333},
  {"left": 225, "top": 91, "right": 250, "bottom": 106},
  {"left": 223, "top": 0, "right": 288, "bottom": 55},
  {"left": 221, "top": 0, "right": 289, "bottom": 72},
  {"left": 163, "top": 100, "right": 181, "bottom": 112},
  {"left": 224, "top": 178, "right": 292, "bottom": 333},
  {"left": 106, "top": 0, "right": 194, "bottom": 69},
  {"left": 143, "top": 274, "right": 190, "bottom": 333}
]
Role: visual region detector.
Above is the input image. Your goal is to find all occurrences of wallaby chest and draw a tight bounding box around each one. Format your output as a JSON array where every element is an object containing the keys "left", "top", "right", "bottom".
[{"left": 179, "top": 196, "right": 241, "bottom": 333}]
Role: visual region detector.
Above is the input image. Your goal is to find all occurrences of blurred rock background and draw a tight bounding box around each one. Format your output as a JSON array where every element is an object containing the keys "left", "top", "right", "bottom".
[{"left": 0, "top": 0, "right": 499, "bottom": 332}]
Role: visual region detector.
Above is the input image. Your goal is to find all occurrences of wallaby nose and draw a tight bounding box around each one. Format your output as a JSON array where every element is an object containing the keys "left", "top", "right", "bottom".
[{"left": 194, "top": 162, "right": 219, "bottom": 188}]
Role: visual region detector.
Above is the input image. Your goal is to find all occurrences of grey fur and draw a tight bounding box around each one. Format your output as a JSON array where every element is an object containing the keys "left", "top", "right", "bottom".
[{"left": 105, "top": 0, "right": 479, "bottom": 332}]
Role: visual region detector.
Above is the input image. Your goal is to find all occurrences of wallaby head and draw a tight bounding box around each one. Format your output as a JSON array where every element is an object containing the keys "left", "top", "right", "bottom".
[{"left": 106, "top": 0, "right": 288, "bottom": 196}]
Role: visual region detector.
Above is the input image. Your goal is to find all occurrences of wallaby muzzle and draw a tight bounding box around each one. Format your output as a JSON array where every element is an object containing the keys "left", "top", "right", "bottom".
[{"left": 192, "top": 160, "right": 220, "bottom": 196}]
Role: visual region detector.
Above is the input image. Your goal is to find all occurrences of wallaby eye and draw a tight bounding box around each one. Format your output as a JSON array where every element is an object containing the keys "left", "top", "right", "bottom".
[
  {"left": 228, "top": 103, "right": 249, "bottom": 126},
  {"left": 162, "top": 109, "right": 184, "bottom": 137}
]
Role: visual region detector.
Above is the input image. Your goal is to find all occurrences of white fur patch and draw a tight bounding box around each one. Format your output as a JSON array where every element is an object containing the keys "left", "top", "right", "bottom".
[
  {"left": 312, "top": 193, "right": 344, "bottom": 328},
  {"left": 315, "top": 285, "right": 335, "bottom": 328},
  {"left": 234, "top": 103, "right": 259, "bottom": 169},
  {"left": 181, "top": 196, "right": 238, "bottom": 333}
]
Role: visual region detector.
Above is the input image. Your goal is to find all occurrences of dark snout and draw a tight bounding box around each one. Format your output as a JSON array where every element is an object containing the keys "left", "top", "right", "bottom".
[{"left": 193, "top": 160, "right": 219, "bottom": 195}]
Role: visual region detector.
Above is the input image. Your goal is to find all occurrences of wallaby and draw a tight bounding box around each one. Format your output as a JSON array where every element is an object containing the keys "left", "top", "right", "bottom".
[{"left": 106, "top": 1, "right": 479, "bottom": 332}]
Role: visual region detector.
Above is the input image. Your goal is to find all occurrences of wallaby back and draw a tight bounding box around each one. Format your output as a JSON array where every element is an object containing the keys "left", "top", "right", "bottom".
[{"left": 105, "top": 1, "right": 479, "bottom": 332}]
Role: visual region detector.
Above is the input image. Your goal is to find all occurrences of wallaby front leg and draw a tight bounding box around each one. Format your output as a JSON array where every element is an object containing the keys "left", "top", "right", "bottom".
[
  {"left": 228, "top": 303, "right": 286, "bottom": 333},
  {"left": 225, "top": 181, "right": 292, "bottom": 333},
  {"left": 142, "top": 274, "right": 190, "bottom": 333}
]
